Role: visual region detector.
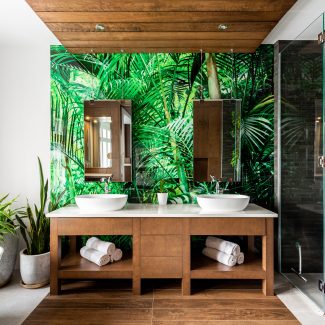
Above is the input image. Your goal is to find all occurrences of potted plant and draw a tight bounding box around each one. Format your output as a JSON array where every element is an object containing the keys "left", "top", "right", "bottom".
[
  {"left": 0, "top": 195, "right": 20, "bottom": 287},
  {"left": 157, "top": 180, "right": 168, "bottom": 205},
  {"left": 16, "top": 158, "right": 64, "bottom": 288}
]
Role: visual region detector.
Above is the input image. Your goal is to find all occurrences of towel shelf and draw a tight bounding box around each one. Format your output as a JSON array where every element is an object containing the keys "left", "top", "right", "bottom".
[
  {"left": 191, "top": 253, "right": 265, "bottom": 280},
  {"left": 58, "top": 252, "right": 133, "bottom": 279}
]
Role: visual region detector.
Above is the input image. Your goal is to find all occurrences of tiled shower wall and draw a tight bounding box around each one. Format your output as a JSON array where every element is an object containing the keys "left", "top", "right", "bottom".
[{"left": 275, "top": 40, "right": 323, "bottom": 273}]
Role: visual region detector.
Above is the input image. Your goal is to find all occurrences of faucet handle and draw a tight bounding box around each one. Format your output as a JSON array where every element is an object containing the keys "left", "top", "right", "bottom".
[{"left": 210, "top": 175, "right": 216, "bottom": 182}]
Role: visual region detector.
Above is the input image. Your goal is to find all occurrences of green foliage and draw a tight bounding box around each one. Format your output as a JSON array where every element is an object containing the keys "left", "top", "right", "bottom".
[
  {"left": 50, "top": 46, "right": 274, "bottom": 209},
  {"left": 0, "top": 195, "right": 20, "bottom": 242},
  {"left": 16, "top": 158, "right": 66, "bottom": 255},
  {"left": 159, "top": 180, "right": 165, "bottom": 193}
]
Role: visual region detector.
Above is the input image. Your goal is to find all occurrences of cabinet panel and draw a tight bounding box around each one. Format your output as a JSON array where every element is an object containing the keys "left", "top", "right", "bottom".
[
  {"left": 141, "top": 235, "right": 182, "bottom": 257},
  {"left": 57, "top": 218, "right": 133, "bottom": 235},
  {"left": 141, "top": 218, "right": 182, "bottom": 234},
  {"left": 141, "top": 257, "right": 182, "bottom": 278},
  {"left": 189, "top": 218, "right": 265, "bottom": 235}
]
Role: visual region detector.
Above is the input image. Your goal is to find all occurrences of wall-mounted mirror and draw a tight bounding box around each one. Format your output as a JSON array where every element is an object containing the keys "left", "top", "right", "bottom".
[
  {"left": 193, "top": 99, "right": 241, "bottom": 182},
  {"left": 84, "top": 100, "right": 132, "bottom": 182}
]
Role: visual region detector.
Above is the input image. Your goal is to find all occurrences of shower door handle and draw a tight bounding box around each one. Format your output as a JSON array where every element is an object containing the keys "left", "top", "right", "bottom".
[
  {"left": 318, "top": 156, "right": 325, "bottom": 168},
  {"left": 296, "top": 242, "right": 302, "bottom": 274}
]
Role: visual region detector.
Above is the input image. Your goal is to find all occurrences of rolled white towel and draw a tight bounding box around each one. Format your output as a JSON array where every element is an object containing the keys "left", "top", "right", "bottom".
[
  {"left": 202, "top": 247, "right": 237, "bottom": 267},
  {"left": 237, "top": 252, "right": 244, "bottom": 265},
  {"left": 205, "top": 236, "right": 240, "bottom": 257},
  {"left": 86, "top": 237, "right": 116, "bottom": 255},
  {"left": 80, "top": 246, "right": 110, "bottom": 266},
  {"left": 111, "top": 248, "right": 123, "bottom": 262}
]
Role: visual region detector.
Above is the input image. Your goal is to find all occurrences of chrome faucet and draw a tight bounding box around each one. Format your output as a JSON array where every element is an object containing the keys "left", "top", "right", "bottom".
[
  {"left": 100, "top": 175, "right": 113, "bottom": 194},
  {"left": 210, "top": 175, "right": 221, "bottom": 194}
]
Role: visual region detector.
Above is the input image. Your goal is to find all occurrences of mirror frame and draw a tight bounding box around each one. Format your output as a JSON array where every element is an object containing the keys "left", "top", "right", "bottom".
[{"left": 84, "top": 99, "right": 132, "bottom": 182}]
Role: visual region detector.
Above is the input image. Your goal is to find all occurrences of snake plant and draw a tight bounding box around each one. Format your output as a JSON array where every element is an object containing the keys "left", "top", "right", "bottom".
[{"left": 16, "top": 157, "right": 65, "bottom": 255}]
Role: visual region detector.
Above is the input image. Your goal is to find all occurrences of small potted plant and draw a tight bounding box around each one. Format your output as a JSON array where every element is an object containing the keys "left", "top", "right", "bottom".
[
  {"left": 0, "top": 195, "right": 20, "bottom": 287},
  {"left": 16, "top": 158, "right": 64, "bottom": 288},
  {"left": 157, "top": 180, "right": 168, "bottom": 205}
]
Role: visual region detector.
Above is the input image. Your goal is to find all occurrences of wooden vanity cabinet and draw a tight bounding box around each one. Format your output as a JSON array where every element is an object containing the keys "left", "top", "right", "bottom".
[
  {"left": 140, "top": 218, "right": 183, "bottom": 278},
  {"left": 49, "top": 212, "right": 275, "bottom": 297}
]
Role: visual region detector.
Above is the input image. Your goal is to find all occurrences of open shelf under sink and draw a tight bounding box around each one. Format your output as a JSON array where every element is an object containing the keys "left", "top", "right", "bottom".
[
  {"left": 191, "top": 252, "right": 265, "bottom": 280},
  {"left": 58, "top": 252, "right": 133, "bottom": 279}
]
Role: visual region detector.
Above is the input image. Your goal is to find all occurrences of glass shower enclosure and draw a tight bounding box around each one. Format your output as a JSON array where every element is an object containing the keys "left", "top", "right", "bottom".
[{"left": 276, "top": 13, "right": 325, "bottom": 310}]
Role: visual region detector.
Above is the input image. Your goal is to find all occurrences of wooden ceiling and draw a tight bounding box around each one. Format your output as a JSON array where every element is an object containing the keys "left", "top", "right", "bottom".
[{"left": 26, "top": 0, "right": 296, "bottom": 53}]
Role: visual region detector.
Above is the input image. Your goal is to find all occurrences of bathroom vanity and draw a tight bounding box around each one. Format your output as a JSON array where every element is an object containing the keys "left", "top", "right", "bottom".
[{"left": 47, "top": 203, "right": 277, "bottom": 296}]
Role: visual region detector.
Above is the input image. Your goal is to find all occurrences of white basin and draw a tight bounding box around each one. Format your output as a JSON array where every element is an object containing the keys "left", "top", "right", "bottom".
[
  {"left": 197, "top": 194, "right": 250, "bottom": 212},
  {"left": 75, "top": 194, "right": 128, "bottom": 212}
]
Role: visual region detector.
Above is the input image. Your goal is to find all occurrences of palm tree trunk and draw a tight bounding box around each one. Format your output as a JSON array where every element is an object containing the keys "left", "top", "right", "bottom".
[
  {"left": 64, "top": 155, "right": 76, "bottom": 202},
  {"left": 205, "top": 53, "right": 221, "bottom": 99}
]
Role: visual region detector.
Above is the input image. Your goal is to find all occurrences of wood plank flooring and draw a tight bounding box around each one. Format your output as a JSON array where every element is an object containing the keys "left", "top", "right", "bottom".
[{"left": 24, "top": 280, "right": 300, "bottom": 325}]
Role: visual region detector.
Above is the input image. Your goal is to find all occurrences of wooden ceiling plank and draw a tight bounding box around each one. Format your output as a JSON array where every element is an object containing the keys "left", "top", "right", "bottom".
[
  {"left": 67, "top": 47, "right": 258, "bottom": 54},
  {"left": 27, "top": 0, "right": 296, "bottom": 54},
  {"left": 54, "top": 31, "right": 268, "bottom": 41},
  {"left": 38, "top": 11, "right": 284, "bottom": 23},
  {"left": 27, "top": 0, "right": 296, "bottom": 12},
  {"left": 46, "top": 22, "right": 277, "bottom": 33},
  {"left": 61, "top": 39, "right": 261, "bottom": 48}
]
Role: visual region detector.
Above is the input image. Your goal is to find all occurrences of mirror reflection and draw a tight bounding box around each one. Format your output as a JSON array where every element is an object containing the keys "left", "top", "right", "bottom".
[
  {"left": 85, "top": 116, "right": 113, "bottom": 169},
  {"left": 84, "top": 100, "right": 132, "bottom": 182},
  {"left": 193, "top": 99, "right": 241, "bottom": 182}
]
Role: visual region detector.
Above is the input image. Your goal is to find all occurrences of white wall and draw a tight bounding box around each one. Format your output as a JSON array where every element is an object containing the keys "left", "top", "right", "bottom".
[
  {"left": 264, "top": 0, "right": 325, "bottom": 43},
  {"left": 0, "top": 0, "right": 60, "bottom": 206}
]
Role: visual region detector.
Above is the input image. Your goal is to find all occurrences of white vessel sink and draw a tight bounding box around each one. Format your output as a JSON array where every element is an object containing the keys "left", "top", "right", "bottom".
[
  {"left": 75, "top": 194, "right": 128, "bottom": 212},
  {"left": 197, "top": 194, "right": 250, "bottom": 212}
]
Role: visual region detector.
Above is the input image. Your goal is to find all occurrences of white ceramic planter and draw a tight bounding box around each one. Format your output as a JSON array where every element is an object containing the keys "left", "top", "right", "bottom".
[
  {"left": 157, "top": 193, "right": 168, "bottom": 205},
  {"left": 20, "top": 249, "right": 50, "bottom": 286},
  {"left": 0, "top": 234, "right": 18, "bottom": 287}
]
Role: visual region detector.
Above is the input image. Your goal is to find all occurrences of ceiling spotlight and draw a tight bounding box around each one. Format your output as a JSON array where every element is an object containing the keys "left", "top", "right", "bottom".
[
  {"left": 218, "top": 24, "right": 229, "bottom": 31},
  {"left": 95, "top": 24, "right": 105, "bottom": 32}
]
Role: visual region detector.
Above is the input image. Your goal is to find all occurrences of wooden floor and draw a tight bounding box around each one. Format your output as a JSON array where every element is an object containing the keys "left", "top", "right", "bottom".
[{"left": 24, "top": 280, "right": 300, "bottom": 325}]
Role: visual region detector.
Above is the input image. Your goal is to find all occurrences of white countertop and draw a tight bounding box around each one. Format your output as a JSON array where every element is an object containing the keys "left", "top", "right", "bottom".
[{"left": 47, "top": 203, "right": 278, "bottom": 218}]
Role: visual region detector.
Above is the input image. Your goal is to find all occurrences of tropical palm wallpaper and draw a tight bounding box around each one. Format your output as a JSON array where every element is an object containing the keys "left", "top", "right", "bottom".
[{"left": 50, "top": 45, "right": 274, "bottom": 210}]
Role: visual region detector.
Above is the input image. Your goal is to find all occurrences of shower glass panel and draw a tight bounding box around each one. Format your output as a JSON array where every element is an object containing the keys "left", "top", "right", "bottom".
[{"left": 278, "top": 13, "right": 325, "bottom": 310}]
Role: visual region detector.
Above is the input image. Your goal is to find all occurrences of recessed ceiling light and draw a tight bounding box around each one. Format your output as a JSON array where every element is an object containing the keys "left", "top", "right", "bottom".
[
  {"left": 218, "top": 24, "right": 229, "bottom": 31},
  {"left": 95, "top": 24, "right": 105, "bottom": 32}
]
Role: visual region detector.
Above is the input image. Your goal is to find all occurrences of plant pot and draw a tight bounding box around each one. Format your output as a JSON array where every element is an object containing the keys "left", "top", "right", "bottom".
[
  {"left": 0, "top": 234, "right": 19, "bottom": 287},
  {"left": 157, "top": 193, "right": 168, "bottom": 205},
  {"left": 20, "top": 249, "right": 50, "bottom": 287}
]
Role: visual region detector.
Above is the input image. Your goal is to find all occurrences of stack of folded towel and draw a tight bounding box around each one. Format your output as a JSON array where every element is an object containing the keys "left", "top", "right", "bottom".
[
  {"left": 80, "top": 237, "right": 123, "bottom": 266},
  {"left": 202, "top": 236, "right": 244, "bottom": 267}
]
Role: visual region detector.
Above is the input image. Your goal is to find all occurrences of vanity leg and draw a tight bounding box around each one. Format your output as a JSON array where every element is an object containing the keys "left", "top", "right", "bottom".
[
  {"left": 50, "top": 218, "right": 61, "bottom": 295},
  {"left": 69, "top": 236, "right": 77, "bottom": 254},
  {"left": 132, "top": 218, "right": 141, "bottom": 295},
  {"left": 182, "top": 219, "right": 191, "bottom": 296},
  {"left": 262, "top": 218, "right": 274, "bottom": 296},
  {"left": 248, "top": 236, "right": 255, "bottom": 253}
]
